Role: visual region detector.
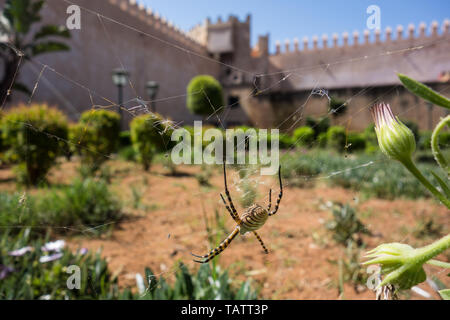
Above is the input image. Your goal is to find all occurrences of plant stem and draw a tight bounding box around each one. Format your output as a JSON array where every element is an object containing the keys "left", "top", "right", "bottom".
[
  {"left": 401, "top": 158, "right": 450, "bottom": 209},
  {"left": 431, "top": 115, "right": 450, "bottom": 176},
  {"left": 415, "top": 234, "right": 450, "bottom": 265},
  {"left": 426, "top": 259, "right": 450, "bottom": 269}
]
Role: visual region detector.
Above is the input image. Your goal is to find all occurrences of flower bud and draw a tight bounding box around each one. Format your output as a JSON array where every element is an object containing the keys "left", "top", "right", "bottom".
[
  {"left": 363, "top": 242, "right": 426, "bottom": 290},
  {"left": 371, "top": 103, "right": 416, "bottom": 163}
]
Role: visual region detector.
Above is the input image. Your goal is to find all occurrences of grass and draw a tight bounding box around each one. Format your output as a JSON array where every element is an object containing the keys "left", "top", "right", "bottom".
[{"left": 0, "top": 177, "right": 122, "bottom": 237}]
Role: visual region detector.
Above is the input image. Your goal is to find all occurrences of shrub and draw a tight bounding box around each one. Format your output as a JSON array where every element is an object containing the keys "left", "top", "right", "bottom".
[
  {"left": 328, "top": 97, "right": 347, "bottom": 117},
  {"left": 130, "top": 113, "right": 174, "bottom": 170},
  {"left": 0, "top": 178, "right": 122, "bottom": 237},
  {"left": 292, "top": 126, "right": 314, "bottom": 147},
  {"left": 119, "top": 130, "right": 131, "bottom": 148},
  {"left": 1, "top": 104, "right": 68, "bottom": 185},
  {"left": 346, "top": 133, "right": 366, "bottom": 153},
  {"left": 70, "top": 110, "right": 120, "bottom": 173},
  {"left": 363, "top": 124, "right": 378, "bottom": 154},
  {"left": 317, "top": 132, "right": 328, "bottom": 148},
  {"left": 306, "top": 116, "right": 330, "bottom": 138},
  {"left": 187, "top": 75, "right": 224, "bottom": 116},
  {"left": 418, "top": 130, "right": 432, "bottom": 150},
  {"left": 326, "top": 126, "right": 346, "bottom": 152},
  {"left": 401, "top": 119, "right": 419, "bottom": 143}
]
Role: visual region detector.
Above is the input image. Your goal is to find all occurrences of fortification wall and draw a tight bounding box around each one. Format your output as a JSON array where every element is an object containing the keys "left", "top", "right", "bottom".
[
  {"left": 267, "top": 21, "right": 450, "bottom": 90},
  {"left": 7, "top": 0, "right": 220, "bottom": 124}
]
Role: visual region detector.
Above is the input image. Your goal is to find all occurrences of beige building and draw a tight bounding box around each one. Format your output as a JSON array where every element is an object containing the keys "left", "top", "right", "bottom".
[{"left": 3, "top": 0, "right": 450, "bottom": 131}]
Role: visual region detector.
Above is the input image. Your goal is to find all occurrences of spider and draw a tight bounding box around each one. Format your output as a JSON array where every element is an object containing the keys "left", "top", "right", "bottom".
[{"left": 192, "top": 162, "right": 283, "bottom": 263}]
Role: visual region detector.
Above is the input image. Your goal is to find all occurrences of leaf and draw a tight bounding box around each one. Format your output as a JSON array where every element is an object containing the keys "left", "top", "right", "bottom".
[
  {"left": 30, "top": 41, "right": 70, "bottom": 56},
  {"left": 430, "top": 171, "right": 450, "bottom": 198},
  {"left": 34, "top": 25, "right": 70, "bottom": 40},
  {"left": 439, "top": 289, "right": 450, "bottom": 300},
  {"left": 398, "top": 73, "right": 450, "bottom": 110}
]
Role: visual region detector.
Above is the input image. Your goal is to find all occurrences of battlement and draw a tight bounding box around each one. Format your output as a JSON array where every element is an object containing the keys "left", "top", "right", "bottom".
[
  {"left": 108, "top": 0, "right": 206, "bottom": 52},
  {"left": 187, "top": 14, "right": 251, "bottom": 47},
  {"left": 271, "top": 20, "right": 449, "bottom": 55}
]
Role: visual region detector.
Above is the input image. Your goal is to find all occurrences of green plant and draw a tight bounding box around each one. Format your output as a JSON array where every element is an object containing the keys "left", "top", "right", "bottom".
[
  {"left": 0, "top": 0, "right": 70, "bottom": 101},
  {"left": 195, "top": 164, "right": 213, "bottom": 187},
  {"left": 130, "top": 113, "right": 174, "bottom": 171},
  {"left": 70, "top": 110, "right": 120, "bottom": 174},
  {"left": 292, "top": 126, "right": 314, "bottom": 147},
  {"left": 0, "top": 229, "right": 125, "bottom": 299},
  {"left": 1, "top": 104, "right": 68, "bottom": 185},
  {"left": 0, "top": 178, "right": 122, "bottom": 237},
  {"left": 364, "top": 75, "right": 450, "bottom": 296},
  {"left": 325, "top": 202, "right": 370, "bottom": 247},
  {"left": 346, "top": 133, "right": 366, "bottom": 153},
  {"left": 137, "top": 263, "right": 257, "bottom": 300},
  {"left": 317, "top": 132, "right": 328, "bottom": 148},
  {"left": 326, "top": 126, "right": 347, "bottom": 152},
  {"left": 418, "top": 130, "right": 432, "bottom": 150},
  {"left": 187, "top": 75, "right": 224, "bottom": 117},
  {"left": 306, "top": 116, "right": 330, "bottom": 138},
  {"left": 328, "top": 97, "right": 347, "bottom": 117}
]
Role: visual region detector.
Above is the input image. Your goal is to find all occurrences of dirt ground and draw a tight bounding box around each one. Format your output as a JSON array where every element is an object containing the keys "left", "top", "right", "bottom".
[{"left": 1, "top": 159, "right": 449, "bottom": 300}]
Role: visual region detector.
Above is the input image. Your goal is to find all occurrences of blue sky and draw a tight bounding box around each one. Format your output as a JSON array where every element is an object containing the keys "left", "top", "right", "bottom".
[{"left": 140, "top": 0, "right": 449, "bottom": 52}]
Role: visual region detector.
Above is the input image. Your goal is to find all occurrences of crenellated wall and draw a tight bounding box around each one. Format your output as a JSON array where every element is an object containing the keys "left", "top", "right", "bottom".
[
  {"left": 267, "top": 20, "right": 450, "bottom": 90},
  {"left": 7, "top": 0, "right": 220, "bottom": 126}
]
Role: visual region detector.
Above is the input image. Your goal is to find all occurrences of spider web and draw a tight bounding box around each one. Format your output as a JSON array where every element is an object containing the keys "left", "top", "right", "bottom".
[{"left": 0, "top": 0, "right": 449, "bottom": 298}]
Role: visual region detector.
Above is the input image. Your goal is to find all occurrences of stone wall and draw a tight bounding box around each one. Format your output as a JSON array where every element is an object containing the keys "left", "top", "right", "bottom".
[{"left": 4, "top": 0, "right": 221, "bottom": 125}]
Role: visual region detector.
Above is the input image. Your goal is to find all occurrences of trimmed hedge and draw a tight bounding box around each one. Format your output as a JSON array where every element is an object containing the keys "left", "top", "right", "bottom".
[
  {"left": 1, "top": 104, "right": 68, "bottom": 185},
  {"left": 187, "top": 75, "right": 224, "bottom": 116},
  {"left": 70, "top": 110, "right": 120, "bottom": 173},
  {"left": 326, "top": 126, "right": 347, "bottom": 152},
  {"left": 292, "top": 126, "right": 314, "bottom": 147},
  {"left": 130, "top": 113, "right": 174, "bottom": 170}
]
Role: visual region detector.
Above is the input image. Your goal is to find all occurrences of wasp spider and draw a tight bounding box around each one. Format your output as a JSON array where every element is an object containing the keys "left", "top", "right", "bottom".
[{"left": 192, "top": 163, "right": 283, "bottom": 263}]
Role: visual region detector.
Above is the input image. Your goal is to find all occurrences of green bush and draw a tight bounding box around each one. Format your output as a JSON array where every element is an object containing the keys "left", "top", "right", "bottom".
[
  {"left": 326, "top": 126, "right": 347, "bottom": 152},
  {"left": 401, "top": 119, "right": 419, "bottom": 143},
  {"left": 346, "top": 133, "right": 366, "bottom": 153},
  {"left": 1, "top": 104, "right": 68, "bottom": 185},
  {"left": 0, "top": 178, "right": 122, "bottom": 237},
  {"left": 292, "top": 126, "right": 314, "bottom": 147},
  {"left": 70, "top": 110, "right": 120, "bottom": 173},
  {"left": 317, "top": 132, "right": 328, "bottom": 148},
  {"left": 187, "top": 75, "right": 224, "bottom": 116},
  {"left": 119, "top": 130, "right": 131, "bottom": 148},
  {"left": 306, "top": 116, "right": 330, "bottom": 138},
  {"left": 418, "top": 130, "right": 432, "bottom": 150},
  {"left": 363, "top": 124, "right": 378, "bottom": 154},
  {"left": 130, "top": 113, "right": 174, "bottom": 170}
]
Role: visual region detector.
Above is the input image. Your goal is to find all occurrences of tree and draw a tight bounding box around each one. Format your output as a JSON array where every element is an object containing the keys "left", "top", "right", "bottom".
[
  {"left": 186, "top": 75, "right": 224, "bottom": 117},
  {"left": 0, "top": 0, "right": 70, "bottom": 103}
]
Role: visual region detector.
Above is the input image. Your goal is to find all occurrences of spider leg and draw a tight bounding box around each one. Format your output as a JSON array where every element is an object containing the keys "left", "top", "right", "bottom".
[
  {"left": 192, "top": 227, "right": 240, "bottom": 263},
  {"left": 269, "top": 166, "right": 283, "bottom": 216},
  {"left": 253, "top": 231, "right": 269, "bottom": 254},
  {"left": 222, "top": 160, "right": 239, "bottom": 221},
  {"left": 267, "top": 189, "right": 272, "bottom": 212},
  {"left": 220, "top": 193, "right": 241, "bottom": 223}
]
